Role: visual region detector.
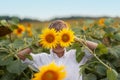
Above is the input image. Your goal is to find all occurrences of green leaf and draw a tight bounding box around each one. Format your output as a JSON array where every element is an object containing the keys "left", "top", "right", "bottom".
[
  {"left": 12, "top": 39, "right": 24, "bottom": 49},
  {"left": 108, "top": 48, "right": 119, "bottom": 59},
  {"left": 7, "top": 60, "right": 28, "bottom": 74},
  {"left": 113, "top": 33, "right": 120, "bottom": 41},
  {"left": 95, "top": 44, "right": 108, "bottom": 55},
  {"left": 8, "top": 20, "right": 18, "bottom": 31},
  {"left": 107, "top": 68, "right": 118, "bottom": 80},
  {"left": 100, "top": 78, "right": 108, "bottom": 80},
  {"left": 0, "top": 70, "right": 5, "bottom": 75},
  {"left": 79, "top": 65, "right": 86, "bottom": 75},
  {"left": 76, "top": 52, "right": 85, "bottom": 63},
  {"left": 0, "top": 52, "right": 13, "bottom": 66},
  {"left": 69, "top": 42, "right": 82, "bottom": 52},
  {"left": 95, "top": 65, "right": 106, "bottom": 76},
  {"left": 25, "top": 54, "right": 33, "bottom": 61},
  {"left": 109, "top": 45, "right": 120, "bottom": 59},
  {"left": 9, "top": 25, "right": 18, "bottom": 31},
  {"left": 90, "top": 29, "right": 105, "bottom": 39},
  {"left": 0, "top": 40, "right": 10, "bottom": 48},
  {"left": 104, "top": 27, "right": 116, "bottom": 33},
  {"left": 0, "top": 72, "right": 16, "bottom": 80},
  {"left": 11, "top": 17, "right": 19, "bottom": 23},
  {"left": 69, "top": 42, "right": 85, "bottom": 62},
  {"left": 104, "top": 33, "right": 113, "bottom": 38},
  {"left": 0, "top": 20, "right": 9, "bottom": 27},
  {"left": 104, "top": 18, "right": 114, "bottom": 26},
  {"left": 20, "top": 78, "right": 29, "bottom": 80},
  {"left": 118, "top": 73, "right": 120, "bottom": 80},
  {"left": 84, "top": 73, "right": 97, "bottom": 80}
]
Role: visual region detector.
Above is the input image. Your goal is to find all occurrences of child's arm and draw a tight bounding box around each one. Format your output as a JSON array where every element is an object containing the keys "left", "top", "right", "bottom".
[
  {"left": 75, "top": 37, "right": 98, "bottom": 50},
  {"left": 85, "top": 40, "right": 98, "bottom": 50},
  {"left": 17, "top": 48, "right": 32, "bottom": 60}
]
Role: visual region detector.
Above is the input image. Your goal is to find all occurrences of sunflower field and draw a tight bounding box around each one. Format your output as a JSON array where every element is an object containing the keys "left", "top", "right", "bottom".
[{"left": 0, "top": 18, "right": 120, "bottom": 80}]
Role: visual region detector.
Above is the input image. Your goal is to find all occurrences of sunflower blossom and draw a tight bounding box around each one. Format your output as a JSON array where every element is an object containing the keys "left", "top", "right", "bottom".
[
  {"left": 98, "top": 18, "right": 105, "bottom": 26},
  {"left": 58, "top": 29, "right": 75, "bottom": 47},
  {"left": 82, "top": 26, "right": 87, "bottom": 31},
  {"left": 39, "top": 28, "right": 58, "bottom": 49},
  {"left": 26, "top": 27, "right": 33, "bottom": 37},
  {"left": 13, "top": 24, "right": 25, "bottom": 37},
  {"left": 32, "top": 61, "right": 66, "bottom": 80}
]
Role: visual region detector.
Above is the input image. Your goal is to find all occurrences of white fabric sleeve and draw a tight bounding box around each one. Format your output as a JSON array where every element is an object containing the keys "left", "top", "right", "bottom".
[
  {"left": 21, "top": 53, "right": 42, "bottom": 71},
  {"left": 84, "top": 48, "right": 93, "bottom": 59},
  {"left": 78, "top": 48, "right": 93, "bottom": 66}
]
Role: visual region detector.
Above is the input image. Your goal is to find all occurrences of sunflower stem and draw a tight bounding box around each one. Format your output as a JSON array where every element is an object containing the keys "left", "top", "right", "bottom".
[
  {"left": 74, "top": 37, "right": 111, "bottom": 69},
  {"left": 8, "top": 33, "right": 13, "bottom": 43},
  {"left": 22, "top": 72, "right": 30, "bottom": 79}
]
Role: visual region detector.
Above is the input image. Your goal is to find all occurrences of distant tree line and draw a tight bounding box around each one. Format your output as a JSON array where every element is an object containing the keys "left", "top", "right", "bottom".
[
  {"left": 51, "top": 16, "right": 113, "bottom": 21},
  {"left": 0, "top": 16, "right": 40, "bottom": 22},
  {"left": 0, "top": 15, "right": 117, "bottom": 22}
]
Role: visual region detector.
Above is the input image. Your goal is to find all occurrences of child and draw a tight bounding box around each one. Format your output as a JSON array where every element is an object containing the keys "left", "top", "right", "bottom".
[{"left": 17, "top": 20, "right": 98, "bottom": 80}]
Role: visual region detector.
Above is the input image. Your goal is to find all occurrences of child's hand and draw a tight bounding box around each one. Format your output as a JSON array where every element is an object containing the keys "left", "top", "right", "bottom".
[{"left": 17, "top": 48, "right": 32, "bottom": 61}]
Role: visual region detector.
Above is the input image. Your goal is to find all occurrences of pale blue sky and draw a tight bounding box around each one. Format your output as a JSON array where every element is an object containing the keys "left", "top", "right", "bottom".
[{"left": 0, "top": 0, "right": 120, "bottom": 20}]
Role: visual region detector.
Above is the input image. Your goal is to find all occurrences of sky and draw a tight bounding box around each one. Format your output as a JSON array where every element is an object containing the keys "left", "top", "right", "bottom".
[{"left": 0, "top": 0, "right": 120, "bottom": 20}]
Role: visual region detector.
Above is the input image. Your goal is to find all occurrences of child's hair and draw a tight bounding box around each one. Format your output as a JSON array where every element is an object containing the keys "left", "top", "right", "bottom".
[{"left": 49, "top": 20, "right": 68, "bottom": 31}]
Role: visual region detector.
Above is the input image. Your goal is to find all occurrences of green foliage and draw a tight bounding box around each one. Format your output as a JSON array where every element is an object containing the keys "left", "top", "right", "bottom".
[
  {"left": 95, "top": 44, "right": 108, "bottom": 56},
  {"left": 69, "top": 42, "right": 85, "bottom": 63},
  {"left": 7, "top": 60, "right": 28, "bottom": 74},
  {"left": 107, "top": 68, "right": 118, "bottom": 80},
  {"left": 0, "top": 18, "right": 120, "bottom": 80},
  {"left": 0, "top": 52, "right": 13, "bottom": 66},
  {"left": 0, "top": 19, "right": 18, "bottom": 37},
  {"left": 104, "top": 27, "right": 116, "bottom": 33},
  {"left": 114, "top": 33, "right": 120, "bottom": 41},
  {"left": 25, "top": 54, "right": 33, "bottom": 61},
  {"left": 0, "top": 19, "right": 18, "bottom": 30},
  {"left": 73, "top": 18, "right": 120, "bottom": 80},
  {"left": 84, "top": 73, "right": 97, "bottom": 80}
]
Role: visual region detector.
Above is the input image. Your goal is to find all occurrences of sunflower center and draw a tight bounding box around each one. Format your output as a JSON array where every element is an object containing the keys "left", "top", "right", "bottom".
[
  {"left": 62, "top": 34, "right": 70, "bottom": 42},
  {"left": 17, "top": 28, "right": 23, "bottom": 33},
  {"left": 46, "top": 34, "right": 55, "bottom": 43},
  {"left": 41, "top": 70, "right": 58, "bottom": 80}
]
